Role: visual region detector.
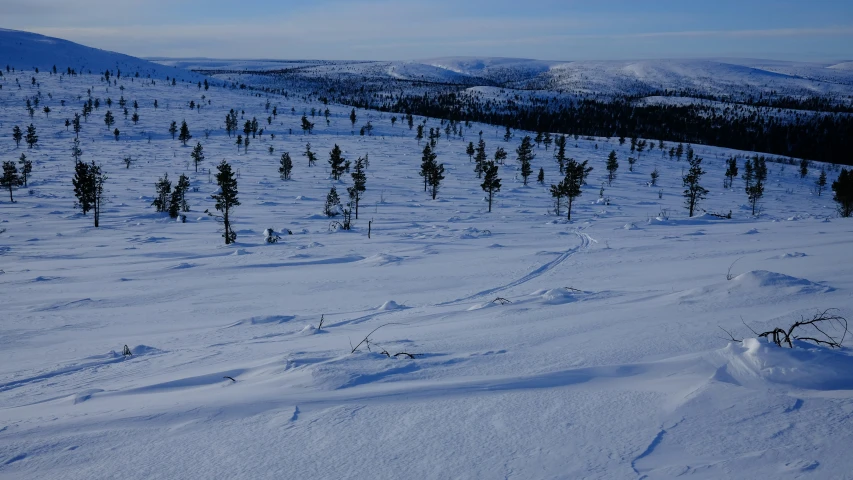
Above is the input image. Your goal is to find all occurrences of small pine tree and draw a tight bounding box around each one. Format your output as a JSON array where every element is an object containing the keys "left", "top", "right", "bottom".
[
  {"left": 543, "top": 132, "right": 552, "bottom": 151},
  {"left": 650, "top": 167, "right": 659, "bottom": 186},
  {"left": 235, "top": 135, "right": 243, "bottom": 152},
  {"left": 466, "top": 142, "right": 475, "bottom": 162},
  {"left": 724, "top": 157, "right": 738, "bottom": 188},
  {"left": 503, "top": 125, "right": 512, "bottom": 142},
  {"left": 349, "top": 108, "right": 357, "bottom": 131},
  {"left": 73, "top": 161, "right": 93, "bottom": 213},
  {"left": 416, "top": 124, "right": 424, "bottom": 145},
  {"left": 420, "top": 144, "right": 437, "bottom": 192},
  {"left": 303, "top": 142, "right": 317, "bottom": 166},
  {"left": 554, "top": 135, "right": 567, "bottom": 174},
  {"left": 474, "top": 139, "right": 487, "bottom": 178},
  {"left": 152, "top": 173, "right": 172, "bottom": 213},
  {"left": 348, "top": 156, "right": 367, "bottom": 219},
  {"left": 104, "top": 110, "right": 115, "bottom": 129},
  {"left": 18, "top": 153, "right": 32, "bottom": 187},
  {"left": 209, "top": 160, "right": 240, "bottom": 244},
  {"left": 186, "top": 140, "right": 204, "bottom": 171},
  {"left": 328, "top": 144, "right": 349, "bottom": 180},
  {"left": 742, "top": 159, "right": 755, "bottom": 190},
  {"left": 799, "top": 158, "right": 809, "bottom": 179},
  {"left": 683, "top": 156, "right": 708, "bottom": 217},
  {"left": 481, "top": 161, "right": 501, "bottom": 212},
  {"left": 131, "top": 112, "right": 139, "bottom": 124},
  {"left": 178, "top": 120, "right": 192, "bottom": 145},
  {"left": 561, "top": 157, "right": 592, "bottom": 221},
  {"left": 606, "top": 150, "right": 619, "bottom": 186},
  {"left": 516, "top": 136, "right": 535, "bottom": 186},
  {"left": 816, "top": 169, "right": 827, "bottom": 196},
  {"left": 169, "top": 121, "right": 177, "bottom": 139},
  {"left": 550, "top": 183, "right": 563, "bottom": 216},
  {"left": 71, "top": 137, "right": 82, "bottom": 163},
  {"left": 113, "top": 128, "right": 120, "bottom": 141},
  {"left": 279, "top": 152, "right": 293, "bottom": 180},
  {"left": 628, "top": 157, "right": 636, "bottom": 172},
  {"left": 13, "top": 125, "right": 23, "bottom": 147},
  {"left": 746, "top": 181, "right": 764, "bottom": 216},
  {"left": 494, "top": 146, "right": 507, "bottom": 166},
  {"left": 1, "top": 161, "right": 22, "bottom": 202},
  {"left": 428, "top": 161, "right": 445, "bottom": 200},
  {"left": 169, "top": 174, "right": 190, "bottom": 218},
  {"left": 25, "top": 124, "right": 38, "bottom": 149},
  {"left": 832, "top": 168, "right": 853, "bottom": 217},
  {"left": 324, "top": 186, "right": 341, "bottom": 217},
  {"left": 301, "top": 115, "right": 314, "bottom": 134},
  {"left": 537, "top": 167, "right": 545, "bottom": 185}
]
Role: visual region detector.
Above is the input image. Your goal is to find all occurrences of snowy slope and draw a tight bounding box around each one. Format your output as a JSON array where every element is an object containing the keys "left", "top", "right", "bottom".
[
  {"left": 0, "top": 29, "right": 204, "bottom": 82},
  {"left": 1, "top": 61, "right": 853, "bottom": 479}
]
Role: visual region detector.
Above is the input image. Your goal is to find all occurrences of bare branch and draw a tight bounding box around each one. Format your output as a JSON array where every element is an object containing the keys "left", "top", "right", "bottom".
[{"left": 350, "top": 323, "right": 405, "bottom": 354}]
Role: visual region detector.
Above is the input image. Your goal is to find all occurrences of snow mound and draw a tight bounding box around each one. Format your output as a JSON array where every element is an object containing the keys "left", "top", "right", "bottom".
[
  {"left": 231, "top": 248, "right": 250, "bottom": 256},
  {"left": 531, "top": 288, "right": 579, "bottom": 305},
  {"left": 713, "top": 338, "right": 853, "bottom": 390},
  {"left": 773, "top": 252, "right": 807, "bottom": 259},
  {"left": 299, "top": 324, "right": 318, "bottom": 335},
  {"left": 377, "top": 300, "right": 407, "bottom": 311},
  {"left": 359, "top": 253, "right": 403, "bottom": 266},
  {"left": 230, "top": 315, "right": 295, "bottom": 326},
  {"left": 732, "top": 270, "right": 830, "bottom": 293}
]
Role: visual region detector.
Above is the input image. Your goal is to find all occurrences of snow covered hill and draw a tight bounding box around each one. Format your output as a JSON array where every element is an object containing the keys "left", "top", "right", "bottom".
[
  {"left": 0, "top": 28, "right": 203, "bottom": 82},
  {"left": 1, "top": 59, "right": 852, "bottom": 478},
  {"left": 159, "top": 54, "right": 853, "bottom": 98}
]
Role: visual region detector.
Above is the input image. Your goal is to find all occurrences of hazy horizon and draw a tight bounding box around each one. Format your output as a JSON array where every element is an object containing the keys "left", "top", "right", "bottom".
[{"left": 2, "top": 0, "right": 852, "bottom": 62}]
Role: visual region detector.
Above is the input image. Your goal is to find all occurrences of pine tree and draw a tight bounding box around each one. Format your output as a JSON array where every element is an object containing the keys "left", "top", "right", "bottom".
[
  {"left": 428, "top": 160, "right": 445, "bottom": 200},
  {"left": 537, "top": 167, "right": 545, "bottom": 185},
  {"left": 516, "top": 136, "right": 535, "bottom": 186},
  {"left": 13, "top": 125, "right": 23, "bottom": 147},
  {"left": 724, "top": 157, "right": 738, "bottom": 188},
  {"left": 682, "top": 155, "right": 708, "bottom": 217},
  {"left": 131, "top": 112, "right": 139, "bottom": 124},
  {"left": 113, "top": 128, "right": 120, "bottom": 141},
  {"left": 348, "top": 156, "right": 367, "bottom": 219},
  {"left": 466, "top": 141, "right": 475, "bottom": 162},
  {"left": 755, "top": 156, "right": 767, "bottom": 184},
  {"left": 72, "top": 113, "right": 81, "bottom": 138},
  {"left": 543, "top": 132, "right": 552, "bottom": 151},
  {"left": 675, "top": 143, "right": 684, "bottom": 161},
  {"left": 279, "top": 152, "right": 293, "bottom": 180},
  {"left": 746, "top": 180, "right": 764, "bottom": 216},
  {"left": 550, "top": 182, "right": 564, "bottom": 216},
  {"left": 416, "top": 124, "right": 424, "bottom": 145},
  {"left": 561, "top": 157, "right": 592, "bottom": 221},
  {"left": 474, "top": 139, "right": 487, "bottom": 178},
  {"left": 742, "top": 159, "right": 754, "bottom": 190},
  {"left": 18, "top": 153, "right": 32, "bottom": 187},
  {"left": 503, "top": 125, "right": 512, "bottom": 142},
  {"left": 73, "top": 161, "right": 93, "bottom": 214},
  {"left": 798, "top": 158, "right": 808, "bottom": 179},
  {"left": 209, "top": 160, "right": 240, "bottom": 244},
  {"left": 816, "top": 169, "right": 827, "bottom": 196},
  {"left": 328, "top": 144, "right": 349, "bottom": 180},
  {"left": 187, "top": 142, "right": 204, "bottom": 172},
  {"left": 25, "top": 124, "right": 38, "bottom": 149},
  {"left": 235, "top": 135, "right": 243, "bottom": 152},
  {"left": 169, "top": 174, "right": 190, "bottom": 218},
  {"left": 534, "top": 131, "right": 543, "bottom": 147},
  {"left": 179, "top": 120, "right": 191, "bottom": 145},
  {"left": 304, "top": 142, "right": 317, "bottom": 166},
  {"left": 628, "top": 157, "right": 636, "bottom": 172},
  {"left": 104, "top": 110, "right": 115, "bottom": 129},
  {"left": 420, "top": 144, "right": 436, "bottom": 192},
  {"left": 481, "top": 161, "right": 501, "bottom": 212},
  {"left": 72, "top": 137, "right": 82, "bottom": 163},
  {"left": 349, "top": 108, "right": 357, "bottom": 131},
  {"left": 650, "top": 167, "right": 659, "bottom": 186},
  {"left": 90, "top": 162, "right": 106, "bottom": 228},
  {"left": 152, "top": 173, "right": 172, "bottom": 213},
  {"left": 324, "top": 186, "right": 341, "bottom": 217},
  {"left": 554, "top": 135, "right": 567, "bottom": 174},
  {"left": 1, "top": 161, "right": 21, "bottom": 202},
  {"left": 606, "top": 150, "right": 619, "bottom": 186},
  {"left": 832, "top": 168, "right": 853, "bottom": 217},
  {"left": 494, "top": 146, "right": 507, "bottom": 166},
  {"left": 169, "top": 121, "right": 177, "bottom": 139},
  {"left": 301, "top": 115, "right": 314, "bottom": 134}
]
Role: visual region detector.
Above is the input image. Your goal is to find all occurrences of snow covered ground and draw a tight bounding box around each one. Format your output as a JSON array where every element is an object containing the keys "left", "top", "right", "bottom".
[{"left": 2, "top": 42, "right": 853, "bottom": 479}]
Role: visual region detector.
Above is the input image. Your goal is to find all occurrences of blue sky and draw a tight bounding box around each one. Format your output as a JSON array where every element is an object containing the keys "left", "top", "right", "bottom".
[{"left": 4, "top": 0, "right": 852, "bottom": 60}]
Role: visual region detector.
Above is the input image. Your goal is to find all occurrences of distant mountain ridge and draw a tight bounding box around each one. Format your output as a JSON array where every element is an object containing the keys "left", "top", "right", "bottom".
[{"left": 0, "top": 28, "right": 202, "bottom": 81}]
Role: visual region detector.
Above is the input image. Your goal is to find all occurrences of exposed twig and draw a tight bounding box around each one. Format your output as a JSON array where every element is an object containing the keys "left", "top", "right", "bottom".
[
  {"left": 492, "top": 297, "right": 512, "bottom": 305},
  {"left": 718, "top": 326, "right": 742, "bottom": 343},
  {"left": 223, "top": 376, "right": 236, "bottom": 382},
  {"left": 393, "top": 352, "right": 419, "bottom": 359},
  {"left": 122, "top": 344, "right": 132, "bottom": 357},
  {"left": 564, "top": 287, "right": 583, "bottom": 293},
  {"left": 754, "top": 309, "right": 848, "bottom": 348},
  {"left": 350, "top": 323, "right": 404, "bottom": 354},
  {"left": 317, "top": 314, "right": 325, "bottom": 332},
  {"left": 726, "top": 257, "right": 744, "bottom": 281}
]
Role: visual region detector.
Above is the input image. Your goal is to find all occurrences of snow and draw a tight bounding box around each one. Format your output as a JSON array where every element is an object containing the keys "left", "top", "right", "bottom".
[{"left": 1, "top": 33, "right": 853, "bottom": 479}]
